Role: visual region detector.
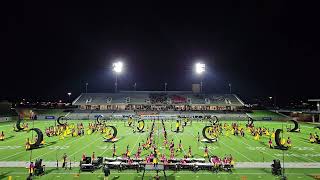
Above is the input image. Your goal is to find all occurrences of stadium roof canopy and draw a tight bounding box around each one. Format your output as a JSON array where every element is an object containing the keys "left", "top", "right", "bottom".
[{"left": 72, "top": 91, "right": 245, "bottom": 106}]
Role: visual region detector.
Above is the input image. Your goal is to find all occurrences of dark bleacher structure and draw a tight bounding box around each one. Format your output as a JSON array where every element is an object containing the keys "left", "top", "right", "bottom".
[{"left": 71, "top": 91, "right": 246, "bottom": 119}]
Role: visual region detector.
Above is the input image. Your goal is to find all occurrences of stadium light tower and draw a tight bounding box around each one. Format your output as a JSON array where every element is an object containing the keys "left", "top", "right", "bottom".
[
  {"left": 112, "top": 61, "right": 123, "bottom": 92},
  {"left": 67, "top": 92, "right": 72, "bottom": 102},
  {"left": 194, "top": 62, "right": 206, "bottom": 93}
]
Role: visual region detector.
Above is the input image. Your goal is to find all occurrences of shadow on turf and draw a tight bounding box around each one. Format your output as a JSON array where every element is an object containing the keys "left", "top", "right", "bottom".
[
  {"left": 42, "top": 141, "right": 58, "bottom": 148},
  {"left": 261, "top": 168, "right": 271, "bottom": 174},
  {"left": 27, "top": 141, "right": 58, "bottom": 150},
  {"left": 111, "top": 176, "right": 120, "bottom": 180},
  {"left": 299, "top": 137, "right": 310, "bottom": 141},
  {"left": 258, "top": 140, "right": 268, "bottom": 147},
  {"left": 44, "top": 168, "right": 56, "bottom": 175},
  {"left": 4, "top": 135, "right": 14, "bottom": 141},
  {"left": 307, "top": 174, "right": 320, "bottom": 179},
  {"left": 134, "top": 175, "right": 175, "bottom": 180},
  {"left": 0, "top": 172, "right": 9, "bottom": 179}
]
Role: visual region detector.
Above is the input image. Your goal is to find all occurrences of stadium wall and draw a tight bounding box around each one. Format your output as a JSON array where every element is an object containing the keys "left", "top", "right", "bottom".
[{"left": 0, "top": 116, "right": 18, "bottom": 122}]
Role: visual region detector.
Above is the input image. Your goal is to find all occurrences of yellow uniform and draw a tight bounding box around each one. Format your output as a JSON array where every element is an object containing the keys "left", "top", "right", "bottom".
[{"left": 254, "top": 134, "right": 260, "bottom": 141}]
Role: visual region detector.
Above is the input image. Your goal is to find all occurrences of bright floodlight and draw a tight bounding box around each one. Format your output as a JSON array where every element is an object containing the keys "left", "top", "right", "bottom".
[
  {"left": 113, "top": 61, "right": 123, "bottom": 73},
  {"left": 195, "top": 63, "right": 205, "bottom": 74},
  {"left": 67, "top": 92, "right": 72, "bottom": 96}
]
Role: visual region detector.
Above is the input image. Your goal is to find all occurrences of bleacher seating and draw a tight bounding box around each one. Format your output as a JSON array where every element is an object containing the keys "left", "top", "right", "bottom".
[{"left": 73, "top": 92, "right": 244, "bottom": 107}]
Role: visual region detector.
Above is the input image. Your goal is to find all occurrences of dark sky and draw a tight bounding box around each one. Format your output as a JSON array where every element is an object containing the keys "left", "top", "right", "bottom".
[{"left": 1, "top": 1, "right": 320, "bottom": 103}]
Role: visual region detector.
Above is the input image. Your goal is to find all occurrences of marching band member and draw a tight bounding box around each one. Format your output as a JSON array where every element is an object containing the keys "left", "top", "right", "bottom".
[
  {"left": 268, "top": 138, "right": 273, "bottom": 148},
  {"left": 0, "top": 131, "right": 4, "bottom": 141},
  {"left": 204, "top": 145, "right": 209, "bottom": 158},
  {"left": 286, "top": 137, "right": 292, "bottom": 148},
  {"left": 187, "top": 146, "right": 192, "bottom": 158}
]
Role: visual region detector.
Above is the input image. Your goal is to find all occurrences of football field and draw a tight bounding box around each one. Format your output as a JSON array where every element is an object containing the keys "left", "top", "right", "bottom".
[{"left": 0, "top": 119, "right": 320, "bottom": 179}]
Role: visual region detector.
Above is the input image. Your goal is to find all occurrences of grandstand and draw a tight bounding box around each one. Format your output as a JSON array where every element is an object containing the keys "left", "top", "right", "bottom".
[
  {"left": 72, "top": 91, "right": 244, "bottom": 111},
  {"left": 69, "top": 91, "right": 246, "bottom": 120},
  {"left": 0, "top": 101, "right": 17, "bottom": 122}
]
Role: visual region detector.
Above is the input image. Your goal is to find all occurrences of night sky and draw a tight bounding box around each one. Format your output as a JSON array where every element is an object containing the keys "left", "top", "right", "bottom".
[{"left": 2, "top": 1, "right": 320, "bottom": 103}]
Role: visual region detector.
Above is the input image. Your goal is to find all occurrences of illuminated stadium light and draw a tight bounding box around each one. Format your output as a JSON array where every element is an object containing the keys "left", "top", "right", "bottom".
[
  {"left": 194, "top": 62, "right": 206, "bottom": 92},
  {"left": 195, "top": 63, "right": 205, "bottom": 74},
  {"left": 112, "top": 61, "right": 124, "bottom": 92},
  {"left": 113, "top": 61, "right": 123, "bottom": 73},
  {"left": 67, "top": 92, "right": 72, "bottom": 102}
]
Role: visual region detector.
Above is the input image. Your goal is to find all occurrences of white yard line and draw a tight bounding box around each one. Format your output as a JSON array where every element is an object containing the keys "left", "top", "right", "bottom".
[
  {"left": 239, "top": 137, "right": 317, "bottom": 162},
  {"left": 238, "top": 137, "right": 278, "bottom": 160},
  {"left": 130, "top": 131, "right": 143, "bottom": 155},
  {"left": 185, "top": 125, "right": 215, "bottom": 155},
  {"left": 0, "top": 133, "right": 87, "bottom": 161},
  {"left": 100, "top": 130, "right": 136, "bottom": 156},
  {"left": 0, "top": 121, "right": 55, "bottom": 144},
  {"left": 32, "top": 135, "right": 87, "bottom": 160},
  {"left": 187, "top": 123, "right": 255, "bottom": 162},
  {"left": 173, "top": 132, "right": 187, "bottom": 155},
  {"left": 69, "top": 134, "right": 103, "bottom": 157},
  {"left": 0, "top": 151, "right": 25, "bottom": 161}
]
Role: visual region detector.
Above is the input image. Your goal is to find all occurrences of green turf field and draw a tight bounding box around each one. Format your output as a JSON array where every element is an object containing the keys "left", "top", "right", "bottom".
[
  {"left": 1, "top": 167, "right": 320, "bottom": 180},
  {"left": 0, "top": 119, "right": 319, "bottom": 179},
  {"left": 247, "top": 110, "right": 288, "bottom": 121}
]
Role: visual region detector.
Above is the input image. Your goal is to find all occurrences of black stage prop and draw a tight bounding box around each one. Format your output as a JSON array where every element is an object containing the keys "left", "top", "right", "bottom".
[
  {"left": 103, "top": 126, "right": 118, "bottom": 142},
  {"left": 202, "top": 126, "right": 217, "bottom": 143},
  {"left": 15, "top": 117, "right": 25, "bottom": 131},
  {"left": 28, "top": 128, "right": 44, "bottom": 150},
  {"left": 137, "top": 120, "right": 145, "bottom": 132},
  {"left": 96, "top": 115, "right": 103, "bottom": 124},
  {"left": 57, "top": 116, "right": 69, "bottom": 126},
  {"left": 287, "top": 120, "right": 300, "bottom": 132},
  {"left": 247, "top": 117, "right": 254, "bottom": 127},
  {"left": 211, "top": 116, "right": 219, "bottom": 125},
  {"left": 274, "top": 129, "right": 288, "bottom": 150}
]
